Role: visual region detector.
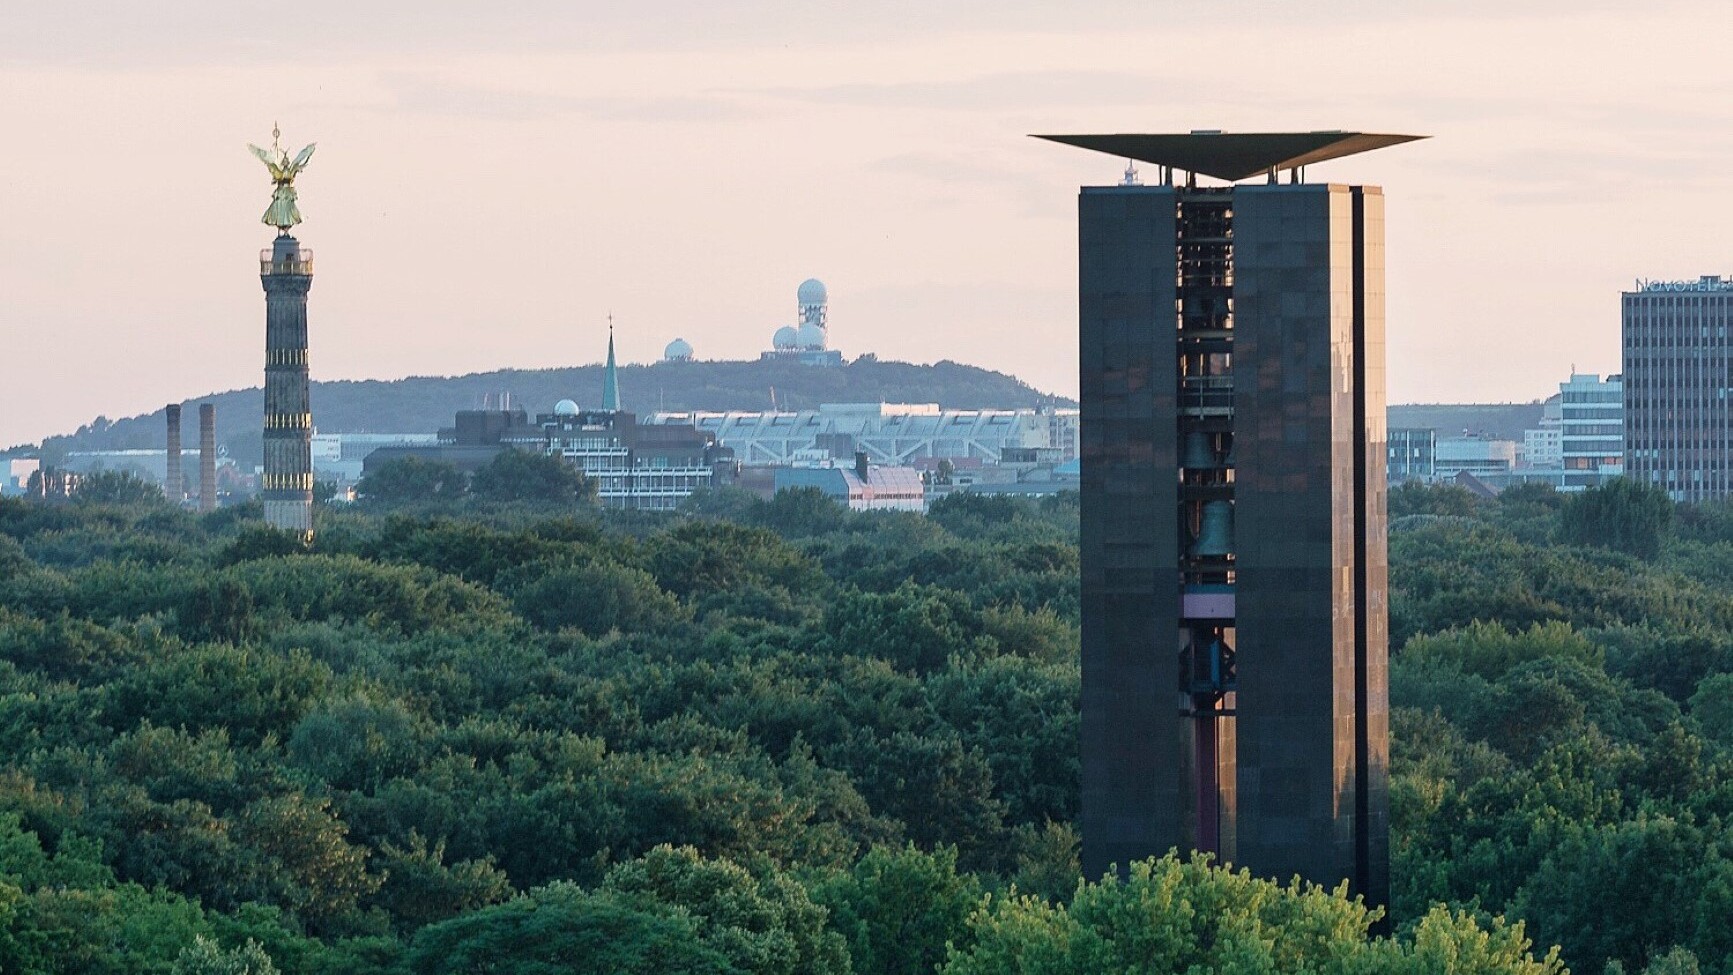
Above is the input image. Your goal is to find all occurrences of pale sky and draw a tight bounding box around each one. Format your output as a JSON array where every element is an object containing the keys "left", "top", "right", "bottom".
[{"left": 2, "top": 1, "right": 1730, "bottom": 447}]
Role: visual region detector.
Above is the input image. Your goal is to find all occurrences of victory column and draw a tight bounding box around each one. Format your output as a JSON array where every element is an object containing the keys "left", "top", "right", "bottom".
[{"left": 250, "top": 126, "right": 317, "bottom": 540}]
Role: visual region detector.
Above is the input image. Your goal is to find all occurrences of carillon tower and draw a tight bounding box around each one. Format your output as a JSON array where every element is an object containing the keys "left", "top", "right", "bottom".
[
  {"left": 249, "top": 125, "right": 318, "bottom": 540},
  {"left": 1039, "top": 130, "right": 1424, "bottom": 909}
]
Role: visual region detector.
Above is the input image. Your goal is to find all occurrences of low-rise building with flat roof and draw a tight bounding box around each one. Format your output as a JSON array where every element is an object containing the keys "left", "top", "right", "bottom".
[{"left": 773, "top": 453, "right": 924, "bottom": 511}]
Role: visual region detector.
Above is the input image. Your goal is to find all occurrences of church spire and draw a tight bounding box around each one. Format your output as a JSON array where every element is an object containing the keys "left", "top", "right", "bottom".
[{"left": 602, "top": 315, "right": 621, "bottom": 412}]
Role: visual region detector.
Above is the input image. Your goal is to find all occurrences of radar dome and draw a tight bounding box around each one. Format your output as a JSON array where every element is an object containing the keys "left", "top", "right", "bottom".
[
  {"left": 796, "top": 322, "right": 826, "bottom": 349},
  {"left": 664, "top": 338, "right": 694, "bottom": 361},
  {"left": 553, "top": 399, "right": 580, "bottom": 416},
  {"left": 797, "top": 278, "right": 828, "bottom": 306},
  {"left": 773, "top": 325, "right": 799, "bottom": 349}
]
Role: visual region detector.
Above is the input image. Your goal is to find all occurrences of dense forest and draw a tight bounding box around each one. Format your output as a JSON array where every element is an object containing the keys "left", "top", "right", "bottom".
[
  {"left": 11, "top": 358, "right": 1069, "bottom": 467},
  {"left": 1, "top": 473, "right": 1730, "bottom": 973}
]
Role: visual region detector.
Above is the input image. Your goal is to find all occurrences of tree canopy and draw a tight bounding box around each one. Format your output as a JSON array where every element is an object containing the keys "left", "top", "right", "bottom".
[{"left": 8, "top": 478, "right": 1728, "bottom": 972}]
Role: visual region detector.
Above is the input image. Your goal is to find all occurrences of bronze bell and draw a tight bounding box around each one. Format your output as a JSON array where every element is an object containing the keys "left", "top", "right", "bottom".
[
  {"left": 1189, "top": 500, "right": 1234, "bottom": 557},
  {"left": 1182, "top": 431, "right": 1218, "bottom": 470}
]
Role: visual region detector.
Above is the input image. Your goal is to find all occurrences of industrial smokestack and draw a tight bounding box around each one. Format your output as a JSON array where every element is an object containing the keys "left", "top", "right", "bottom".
[
  {"left": 199, "top": 403, "right": 216, "bottom": 513},
  {"left": 855, "top": 450, "right": 870, "bottom": 484},
  {"left": 164, "top": 404, "right": 183, "bottom": 503}
]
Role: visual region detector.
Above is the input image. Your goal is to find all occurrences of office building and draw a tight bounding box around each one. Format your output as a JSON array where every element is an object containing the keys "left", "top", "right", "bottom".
[
  {"left": 1046, "top": 130, "right": 1422, "bottom": 908},
  {"left": 311, "top": 433, "right": 439, "bottom": 483},
  {"left": 1434, "top": 435, "right": 1518, "bottom": 480},
  {"left": 363, "top": 330, "right": 733, "bottom": 510},
  {"left": 1558, "top": 373, "right": 1623, "bottom": 491},
  {"left": 2, "top": 459, "right": 41, "bottom": 496},
  {"left": 58, "top": 449, "right": 190, "bottom": 484},
  {"left": 1523, "top": 398, "right": 1563, "bottom": 473},
  {"left": 1387, "top": 428, "right": 1436, "bottom": 483},
  {"left": 1048, "top": 409, "right": 1081, "bottom": 461},
  {"left": 363, "top": 339, "right": 734, "bottom": 512},
  {"left": 1525, "top": 426, "right": 1563, "bottom": 471},
  {"left": 362, "top": 405, "right": 735, "bottom": 511},
  {"left": 1623, "top": 276, "right": 1733, "bottom": 500},
  {"left": 525, "top": 403, "right": 734, "bottom": 511}
]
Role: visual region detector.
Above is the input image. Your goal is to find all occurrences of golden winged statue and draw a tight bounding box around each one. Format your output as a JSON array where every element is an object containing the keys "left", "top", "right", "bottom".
[{"left": 248, "top": 124, "right": 317, "bottom": 232}]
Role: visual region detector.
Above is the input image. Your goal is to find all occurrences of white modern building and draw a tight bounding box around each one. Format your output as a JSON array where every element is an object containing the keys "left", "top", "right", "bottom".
[
  {"left": 646, "top": 402, "right": 1062, "bottom": 465},
  {"left": 312, "top": 433, "right": 438, "bottom": 483},
  {"left": 1047, "top": 409, "right": 1081, "bottom": 462},
  {"left": 1516, "top": 374, "right": 1624, "bottom": 492},
  {"left": 1434, "top": 435, "right": 1518, "bottom": 479},
  {"left": 60, "top": 449, "right": 188, "bottom": 482},
  {"left": 1558, "top": 373, "right": 1624, "bottom": 491},
  {"left": 2, "top": 458, "right": 40, "bottom": 496},
  {"left": 1522, "top": 398, "right": 1563, "bottom": 471}
]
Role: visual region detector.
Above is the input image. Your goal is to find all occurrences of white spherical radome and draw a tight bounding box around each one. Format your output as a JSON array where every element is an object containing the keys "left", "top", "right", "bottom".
[
  {"left": 664, "top": 338, "right": 694, "bottom": 360},
  {"left": 553, "top": 399, "right": 580, "bottom": 416},
  {"left": 773, "top": 325, "right": 800, "bottom": 349},
  {"left": 797, "top": 278, "right": 828, "bottom": 306},
  {"left": 796, "top": 322, "right": 826, "bottom": 350}
]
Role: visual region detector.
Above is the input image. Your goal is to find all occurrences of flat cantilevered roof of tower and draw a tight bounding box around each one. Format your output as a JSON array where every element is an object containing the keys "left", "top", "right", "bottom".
[{"left": 1032, "top": 131, "right": 1426, "bottom": 182}]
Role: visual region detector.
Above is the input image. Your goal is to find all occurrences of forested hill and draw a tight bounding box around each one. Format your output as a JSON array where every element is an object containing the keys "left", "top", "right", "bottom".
[{"left": 21, "top": 358, "right": 1070, "bottom": 464}]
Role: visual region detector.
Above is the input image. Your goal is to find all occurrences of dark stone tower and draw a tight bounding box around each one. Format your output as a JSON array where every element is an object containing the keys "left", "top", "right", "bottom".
[
  {"left": 1043, "top": 131, "right": 1421, "bottom": 909},
  {"left": 260, "top": 235, "right": 314, "bottom": 539}
]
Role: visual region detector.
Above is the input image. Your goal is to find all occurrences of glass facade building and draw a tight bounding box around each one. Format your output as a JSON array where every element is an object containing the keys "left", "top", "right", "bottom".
[
  {"left": 1076, "top": 178, "right": 1390, "bottom": 908},
  {"left": 1559, "top": 373, "right": 1623, "bottom": 491},
  {"left": 1387, "top": 427, "right": 1436, "bottom": 483},
  {"left": 1623, "top": 276, "right": 1733, "bottom": 500}
]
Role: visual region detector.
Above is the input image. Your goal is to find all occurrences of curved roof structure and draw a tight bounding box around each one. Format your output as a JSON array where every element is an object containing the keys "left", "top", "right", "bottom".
[{"left": 1032, "top": 130, "right": 1426, "bottom": 182}]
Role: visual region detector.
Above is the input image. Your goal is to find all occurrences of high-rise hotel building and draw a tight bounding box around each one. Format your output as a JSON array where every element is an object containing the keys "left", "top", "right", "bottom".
[
  {"left": 1040, "top": 130, "right": 1423, "bottom": 909},
  {"left": 1624, "top": 276, "right": 1733, "bottom": 501}
]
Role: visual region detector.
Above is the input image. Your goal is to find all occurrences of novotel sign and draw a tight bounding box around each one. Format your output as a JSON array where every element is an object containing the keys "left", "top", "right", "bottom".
[{"left": 1635, "top": 276, "right": 1733, "bottom": 294}]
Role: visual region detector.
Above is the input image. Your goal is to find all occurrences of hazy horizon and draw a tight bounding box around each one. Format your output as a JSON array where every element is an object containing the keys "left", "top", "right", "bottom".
[{"left": 3, "top": 0, "right": 1730, "bottom": 447}]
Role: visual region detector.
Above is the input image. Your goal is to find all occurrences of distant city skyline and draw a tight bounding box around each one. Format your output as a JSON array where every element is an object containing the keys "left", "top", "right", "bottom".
[{"left": 3, "top": 0, "right": 1731, "bottom": 447}]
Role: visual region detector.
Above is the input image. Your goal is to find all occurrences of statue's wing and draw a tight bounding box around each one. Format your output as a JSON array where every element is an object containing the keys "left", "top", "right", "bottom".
[
  {"left": 248, "top": 143, "right": 285, "bottom": 179},
  {"left": 291, "top": 143, "right": 317, "bottom": 169}
]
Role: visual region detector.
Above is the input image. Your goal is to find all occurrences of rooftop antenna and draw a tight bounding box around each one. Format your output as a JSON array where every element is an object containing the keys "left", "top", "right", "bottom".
[{"left": 1120, "top": 159, "right": 1142, "bottom": 186}]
